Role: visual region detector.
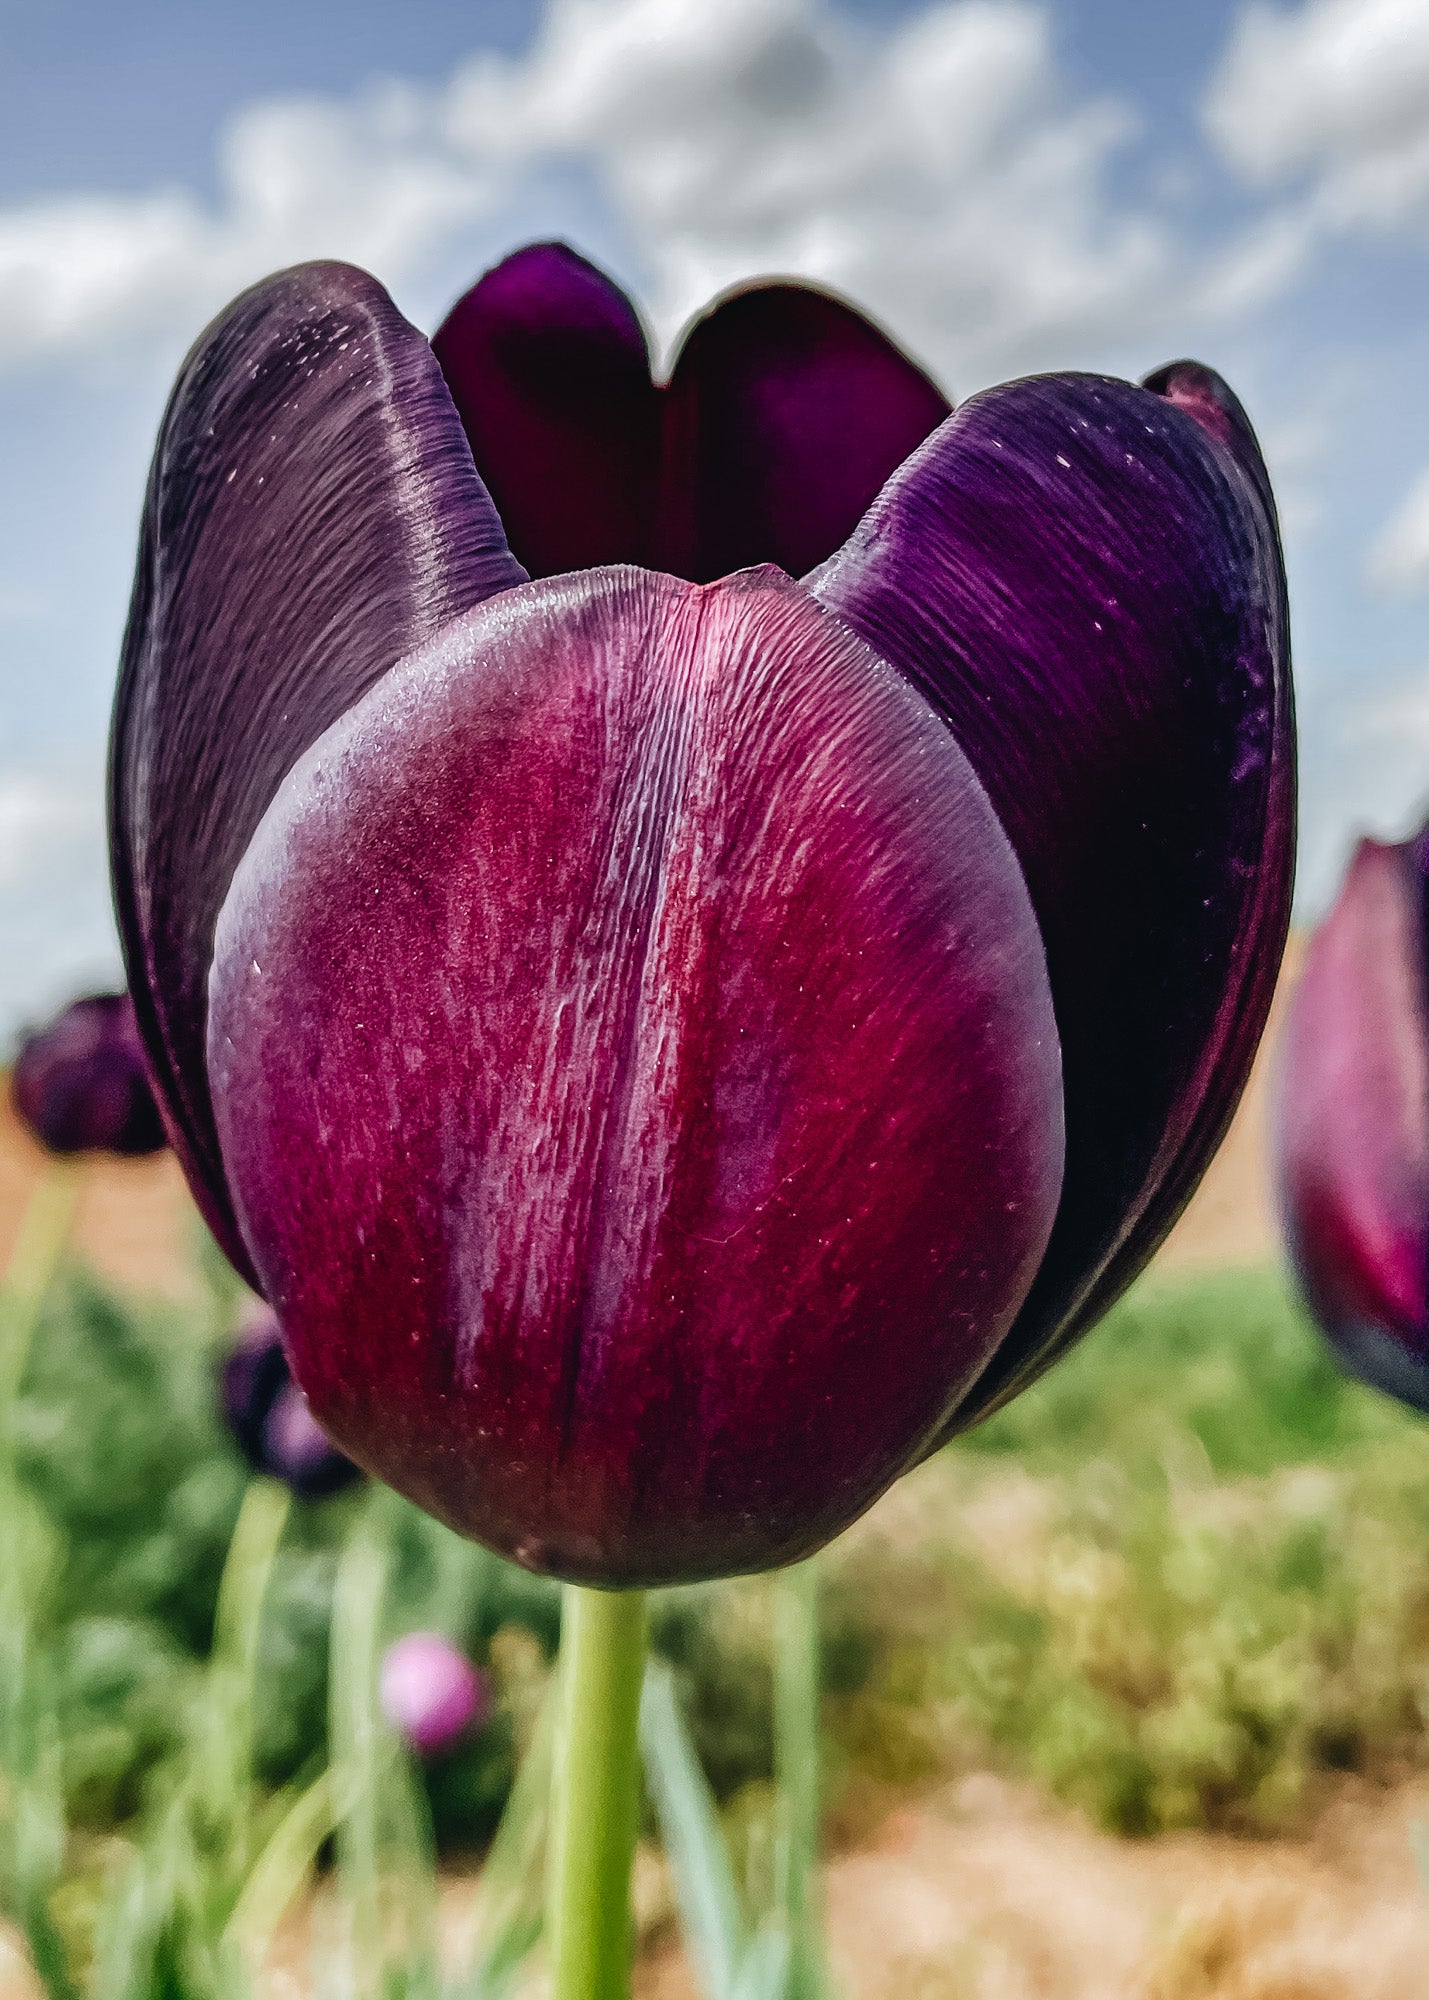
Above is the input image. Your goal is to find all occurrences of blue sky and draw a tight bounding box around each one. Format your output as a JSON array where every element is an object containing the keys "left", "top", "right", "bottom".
[{"left": 1, "top": 0, "right": 1428, "bottom": 1036}]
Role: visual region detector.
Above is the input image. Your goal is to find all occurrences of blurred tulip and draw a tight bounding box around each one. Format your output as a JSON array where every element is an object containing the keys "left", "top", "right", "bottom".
[
  {"left": 11, "top": 992, "right": 166, "bottom": 1157},
  {"left": 111, "top": 243, "right": 1292, "bottom": 1584},
  {"left": 220, "top": 1304, "right": 362, "bottom": 1497},
  {"left": 1276, "top": 832, "right": 1429, "bottom": 1409},
  {"left": 380, "top": 1631, "right": 490, "bottom": 1758}
]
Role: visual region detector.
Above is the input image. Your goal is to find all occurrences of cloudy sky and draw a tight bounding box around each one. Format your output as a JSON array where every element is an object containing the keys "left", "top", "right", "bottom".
[{"left": 1, "top": 0, "right": 1428, "bottom": 1038}]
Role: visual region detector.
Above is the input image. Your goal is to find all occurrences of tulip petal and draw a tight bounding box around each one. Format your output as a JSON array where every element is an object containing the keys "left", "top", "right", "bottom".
[
  {"left": 431, "top": 242, "right": 661, "bottom": 577},
  {"left": 207, "top": 566, "right": 1063, "bottom": 1585},
  {"left": 1276, "top": 838, "right": 1429, "bottom": 1409},
  {"left": 431, "top": 243, "right": 949, "bottom": 583},
  {"left": 813, "top": 368, "right": 1293, "bottom": 1421},
  {"left": 111, "top": 261, "right": 527, "bottom": 1271},
  {"left": 660, "top": 283, "right": 952, "bottom": 582}
]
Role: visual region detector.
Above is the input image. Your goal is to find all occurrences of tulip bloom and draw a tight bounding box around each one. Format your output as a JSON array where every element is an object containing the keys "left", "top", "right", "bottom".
[
  {"left": 1276, "top": 831, "right": 1429, "bottom": 1410},
  {"left": 221, "top": 1302, "right": 362, "bottom": 1498},
  {"left": 111, "top": 243, "right": 1292, "bottom": 1587},
  {"left": 380, "top": 1632, "right": 490, "bottom": 1759},
  {"left": 11, "top": 992, "right": 166, "bottom": 1158}
]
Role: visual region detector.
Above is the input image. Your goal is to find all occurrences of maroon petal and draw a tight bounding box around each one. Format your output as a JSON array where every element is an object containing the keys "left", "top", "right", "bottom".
[
  {"left": 110, "top": 261, "right": 526, "bottom": 1273},
  {"left": 431, "top": 243, "right": 949, "bottom": 584},
  {"left": 1275, "top": 837, "right": 1429, "bottom": 1410},
  {"left": 814, "top": 367, "right": 1293, "bottom": 1422},
  {"left": 11, "top": 992, "right": 166, "bottom": 1158},
  {"left": 206, "top": 566, "right": 1063, "bottom": 1585}
]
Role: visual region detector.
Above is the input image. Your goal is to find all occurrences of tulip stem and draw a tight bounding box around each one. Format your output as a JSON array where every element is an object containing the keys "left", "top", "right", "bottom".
[
  {"left": 549, "top": 1585, "right": 648, "bottom": 2000},
  {"left": 775, "top": 1557, "right": 825, "bottom": 2000}
]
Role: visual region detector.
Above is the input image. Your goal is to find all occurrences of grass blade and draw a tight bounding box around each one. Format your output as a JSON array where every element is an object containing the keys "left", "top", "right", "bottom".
[
  {"left": 450, "top": 1676, "right": 558, "bottom": 1999},
  {"left": 221, "top": 1769, "right": 342, "bottom": 1981},
  {"left": 640, "top": 1662, "right": 747, "bottom": 2000}
]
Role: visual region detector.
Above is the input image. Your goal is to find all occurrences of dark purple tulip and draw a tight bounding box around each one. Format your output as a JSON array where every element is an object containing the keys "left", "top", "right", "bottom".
[
  {"left": 220, "top": 1304, "right": 362, "bottom": 1498},
  {"left": 11, "top": 992, "right": 166, "bottom": 1157},
  {"left": 1276, "top": 834, "right": 1429, "bottom": 1410},
  {"left": 110, "top": 243, "right": 1292, "bottom": 1585},
  {"left": 380, "top": 1632, "right": 490, "bottom": 1758}
]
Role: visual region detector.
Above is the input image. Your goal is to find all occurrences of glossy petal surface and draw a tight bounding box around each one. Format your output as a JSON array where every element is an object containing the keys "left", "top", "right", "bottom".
[
  {"left": 814, "top": 368, "right": 1293, "bottom": 1422},
  {"left": 432, "top": 242, "right": 949, "bottom": 584},
  {"left": 207, "top": 566, "right": 1063, "bottom": 1585},
  {"left": 1276, "top": 838, "right": 1429, "bottom": 1410},
  {"left": 111, "top": 261, "right": 527, "bottom": 1272},
  {"left": 11, "top": 993, "right": 165, "bottom": 1157},
  {"left": 431, "top": 242, "right": 659, "bottom": 577}
]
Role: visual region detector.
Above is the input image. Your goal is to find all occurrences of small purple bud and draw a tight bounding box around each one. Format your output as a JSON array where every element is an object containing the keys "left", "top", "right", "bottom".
[
  {"left": 219, "top": 1305, "right": 363, "bottom": 1498},
  {"left": 379, "top": 1632, "right": 490, "bottom": 1758},
  {"left": 11, "top": 993, "right": 166, "bottom": 1157}
]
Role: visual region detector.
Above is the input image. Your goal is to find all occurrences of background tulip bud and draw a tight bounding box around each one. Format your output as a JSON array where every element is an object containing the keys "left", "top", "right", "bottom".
[
  {"left": 11, "top": 992, "right": 166, "bottom": 1157},
  {"left": 219, "top": 1304, "right": 363, "bottom": 1497},
  {"left": 380, "top": 1632, "right": 490, "bottom": 1759},
  {"left": 1275, "top": 833, "right": 1429, "bottom": 1410}
]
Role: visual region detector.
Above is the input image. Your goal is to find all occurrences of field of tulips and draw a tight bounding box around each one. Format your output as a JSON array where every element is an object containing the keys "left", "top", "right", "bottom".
[{"left": 4, "top": 1098, "right": 1429, "bottom": 1997}]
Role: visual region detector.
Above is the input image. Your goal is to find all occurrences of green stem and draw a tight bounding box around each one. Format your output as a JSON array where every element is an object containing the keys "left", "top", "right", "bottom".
[
  {"left": 548, "top": 1585, "right": 648, "bottom": 2000},
  {"left": 775, "top": 1557, "right": 824, "bottom": 2000}
]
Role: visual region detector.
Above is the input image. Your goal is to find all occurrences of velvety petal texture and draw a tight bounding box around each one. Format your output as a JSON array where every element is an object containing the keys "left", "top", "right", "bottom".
[
  {"left": 111, "top": 261, "right": 527, "bottom": 1272},
  {"left": 11, "top": 993, "right": 166, "bottom": 1158},
  {"left": 431, "top": 242, "right": 949, "bottom": 584},
  {"left": 1276, "top": 837, "right": 1429, "bottom": 1411},
  {"left": 813, "top": 368, "right": 1293, "bottom": 1424},
  {"left": 206, "top": 566, "right": 1064, "bottom": 1586}
]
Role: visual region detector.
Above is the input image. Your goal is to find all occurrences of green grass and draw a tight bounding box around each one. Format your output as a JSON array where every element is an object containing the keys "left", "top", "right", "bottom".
[
  {"left": 824, "top": 1266, "right": 1429, "bottom": 1836},
  {"left": 5, "top": 1244, "right": 1429, "bottom": 1991}
]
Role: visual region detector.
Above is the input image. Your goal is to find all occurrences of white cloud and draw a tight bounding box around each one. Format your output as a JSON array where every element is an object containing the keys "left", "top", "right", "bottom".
[
  {"left": 0, "top": 0, "right": 1307, "bottom": 391},
  {"left": 1367, "top": 466, "right": 1429, "bottom": 592},
  {"left": 0, "top": 769, "right": 97, "bottom": 893},
  {"left": 1204, "top": 0, "right": 1429, "bottom": 235},
  {"left": 0, "top": 82, "right": 499, "bottom": 367},
  {"left": 447, "top": 0, "right": 1182, "bottom": 381}
]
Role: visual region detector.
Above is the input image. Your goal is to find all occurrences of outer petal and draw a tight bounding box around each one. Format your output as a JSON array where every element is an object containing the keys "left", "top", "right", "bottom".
[
  {"left": 110, "top": 261, "right": 527, "bottom": 1272},
  {"left": 813, "top": 368, "right": 1293, "bottom": 1422},
  {"left": 431, "top": 243, "right": 949, "bottom": 583},
  {"left": 1276, "top": 837, "right": 1429, "bottom": 1409},
  {"left": 207, "top": 566, "right": 1064, "bottom": 1585}
]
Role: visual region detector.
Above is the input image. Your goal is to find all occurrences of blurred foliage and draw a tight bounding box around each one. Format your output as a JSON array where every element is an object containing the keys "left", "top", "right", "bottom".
[
  {"left": 8, "top": 1245, "right": 1429, "bottom": 1890},
  {"left": 825, "top": 1265, "right": 1429, "bottom": 1837}
]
